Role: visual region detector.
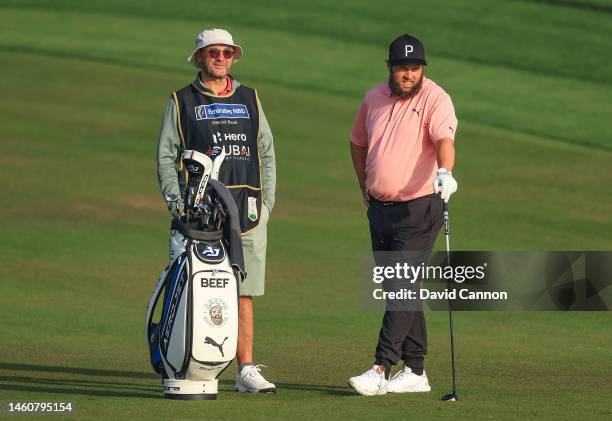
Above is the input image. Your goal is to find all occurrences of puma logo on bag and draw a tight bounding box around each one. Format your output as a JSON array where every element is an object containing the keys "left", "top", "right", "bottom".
[{"left": 205, "top": 336, "right": 229, "bottom": 357}]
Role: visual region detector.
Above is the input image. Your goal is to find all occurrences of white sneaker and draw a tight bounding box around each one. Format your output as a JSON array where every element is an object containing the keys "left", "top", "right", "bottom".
[
  {"left": 235, "top": 364, "right": 277, "bottom": 393},
  {"left": 387, "top": 366, "right": 431, "bottom": 393},
  {"left": 348, "top": 365, "right": 388, "bottom": 396}
]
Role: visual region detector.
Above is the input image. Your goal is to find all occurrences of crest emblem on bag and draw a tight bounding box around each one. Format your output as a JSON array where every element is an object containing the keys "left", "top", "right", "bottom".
[
  {"left": 210, "top": 305, "right": 223, "bottom": 325},
  {"left": 204, "top": 298, "right": 228, "bottom": 327}
]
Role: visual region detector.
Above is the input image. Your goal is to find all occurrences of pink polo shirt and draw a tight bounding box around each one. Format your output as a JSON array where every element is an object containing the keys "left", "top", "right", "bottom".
[{"left": 350, "top": 77, "right": 457, "bottom": 202}]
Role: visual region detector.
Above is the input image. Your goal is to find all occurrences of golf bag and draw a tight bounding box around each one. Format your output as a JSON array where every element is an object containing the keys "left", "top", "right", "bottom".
[{"left": 146, "top": 152, "right": 245, "bottom": 400}]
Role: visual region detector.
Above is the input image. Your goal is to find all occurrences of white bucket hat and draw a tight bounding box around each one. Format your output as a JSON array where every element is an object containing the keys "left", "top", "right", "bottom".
[{"left": 187, "top": 28, "right": 243, "bottom": 68}]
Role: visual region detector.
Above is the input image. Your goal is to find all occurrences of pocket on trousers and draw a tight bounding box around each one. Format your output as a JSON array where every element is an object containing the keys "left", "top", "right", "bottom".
[{"left": 429, "top": 197, "right": 444, "bottom": 231}]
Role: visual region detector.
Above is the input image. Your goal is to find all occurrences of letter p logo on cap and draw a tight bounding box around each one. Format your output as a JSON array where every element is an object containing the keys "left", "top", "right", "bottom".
[{"left": 388, "top": 34, "right": 427, "bottom": 66}]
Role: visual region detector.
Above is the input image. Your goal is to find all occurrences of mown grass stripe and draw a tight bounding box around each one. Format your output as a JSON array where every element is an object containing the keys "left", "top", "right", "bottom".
[
  {"left": 520, "top": 0, "right": 612, "bottom": 13},
  {"left": 1, "top": 0, "right": 611, "bottom": 86},
  {"left": 2, "top": 45, "right": 610, "bottom": 152}
]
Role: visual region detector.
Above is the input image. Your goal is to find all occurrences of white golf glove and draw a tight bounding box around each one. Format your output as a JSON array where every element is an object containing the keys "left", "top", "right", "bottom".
[{"left": 433, "top": 168, "right": 458, "bottom": 203}]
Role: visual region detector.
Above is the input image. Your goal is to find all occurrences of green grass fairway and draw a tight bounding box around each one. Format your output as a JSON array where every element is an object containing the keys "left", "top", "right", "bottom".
[{"left": 1, "top": 1, "right": 612, "bottom": 419}]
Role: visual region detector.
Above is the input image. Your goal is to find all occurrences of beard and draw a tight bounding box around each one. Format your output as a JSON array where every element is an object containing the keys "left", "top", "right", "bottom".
[{"left": 388, "top": 72, "right": 423, "bottom": 100}]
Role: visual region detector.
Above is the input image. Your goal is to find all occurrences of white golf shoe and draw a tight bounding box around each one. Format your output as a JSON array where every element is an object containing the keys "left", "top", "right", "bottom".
[
  {"left": 235, "top": 364, "right": 277, "bottom": 393},
  {"left": 348, "top": 365, "right": 388, "bottom": 396},
  {"left": 387, "top": 367, "right": 431, "bottom": 393}
]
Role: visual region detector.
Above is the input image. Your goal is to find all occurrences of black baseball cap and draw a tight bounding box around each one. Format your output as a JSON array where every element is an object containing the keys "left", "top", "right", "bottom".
[{"left": 388, "top": 34, "right": 427, "bottom": 66}]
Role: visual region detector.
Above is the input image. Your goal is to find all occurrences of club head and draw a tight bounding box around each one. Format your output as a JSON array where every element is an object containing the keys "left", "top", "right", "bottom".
[
  {"left": 182, "top": 150, "right": 211, "bottom": 175},
  {"left": 441, "top": 392, "right": 458, "bottom": 401},
  {"left": 164, "top": 193, "right": 178, "bottom": 204},
  {"left": 210, "top": 148, "right": 226, "bottom": 180},
  {"left": 184, "top": 162, "right": 202, "bottom": 175},
  {"left": 209, "top": 147, "right": 223, "bottom": 160}
]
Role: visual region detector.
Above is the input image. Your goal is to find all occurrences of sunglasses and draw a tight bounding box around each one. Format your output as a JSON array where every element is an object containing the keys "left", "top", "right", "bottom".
[{"left": 204, "top": 48, "right": 235, "bottom": 59}]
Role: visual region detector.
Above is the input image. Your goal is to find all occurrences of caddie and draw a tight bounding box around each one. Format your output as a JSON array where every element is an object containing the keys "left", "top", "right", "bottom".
[{"left": 156, "top": 28, "right": 277, "bottom": 393}]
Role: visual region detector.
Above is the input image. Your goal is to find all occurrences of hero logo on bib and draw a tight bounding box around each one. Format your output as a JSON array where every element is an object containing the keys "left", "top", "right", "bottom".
[{"left": 195, "top": 103, "right": 250, "bottom": 120}]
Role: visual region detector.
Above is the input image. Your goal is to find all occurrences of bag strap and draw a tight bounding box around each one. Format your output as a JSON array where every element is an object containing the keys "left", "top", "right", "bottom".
[{"left": 145, "top": 254, "right": 184, "bottom": 340}]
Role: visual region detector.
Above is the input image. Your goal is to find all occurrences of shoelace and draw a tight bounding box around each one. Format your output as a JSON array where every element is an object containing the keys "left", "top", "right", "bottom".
[
  {"left": 243, "top": 364, "right": 269, "bottom": 384},
  {"left": 245, "top": 364, "right": 267, "bottom": 375},
  {"left": 394, "top": 371, "right": 408, "bottom": 380},
  {"left": 393, "top": 369, "right": 421, "bottom": 382}
]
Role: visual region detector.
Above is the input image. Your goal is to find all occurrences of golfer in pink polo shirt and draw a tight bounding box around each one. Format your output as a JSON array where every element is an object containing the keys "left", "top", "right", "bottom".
[{"left": 348, "top": 34, "right": 459, "bottom": 396}]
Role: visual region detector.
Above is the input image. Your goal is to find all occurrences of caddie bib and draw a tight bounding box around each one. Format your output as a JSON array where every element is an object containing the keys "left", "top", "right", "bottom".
[{"left": 173, "top": 83, "right": 261, "bottom": 234}]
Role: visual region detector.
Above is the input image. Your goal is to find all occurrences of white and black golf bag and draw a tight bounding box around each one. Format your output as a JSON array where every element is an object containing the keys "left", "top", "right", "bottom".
[{"left": 146, "top": 150, "right": 245, "bottom": 400}]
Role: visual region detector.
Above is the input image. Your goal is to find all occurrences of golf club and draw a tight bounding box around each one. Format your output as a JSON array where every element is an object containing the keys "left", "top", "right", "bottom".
[
  {"left": 182, "top": 149, "right": 213, "bottom": 211},
  {"left": 164, "top": 193, "right": 179, "bottom": 216},
  {"left": 210, "top": 147, "right": 226, "bottom": 180},
  {"left": 441, "top": 200, "right": 458, "bottom": 402}
]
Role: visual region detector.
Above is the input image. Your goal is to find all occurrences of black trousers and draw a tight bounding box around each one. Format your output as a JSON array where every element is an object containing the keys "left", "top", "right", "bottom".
[{"left": 367, "top": 194, "right": 443, "bottom": 372}]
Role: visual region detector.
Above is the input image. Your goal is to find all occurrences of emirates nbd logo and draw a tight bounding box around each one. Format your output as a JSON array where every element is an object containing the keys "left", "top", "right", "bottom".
[{"left": 195, "top": 103, "right": 250, "bottom": 120}]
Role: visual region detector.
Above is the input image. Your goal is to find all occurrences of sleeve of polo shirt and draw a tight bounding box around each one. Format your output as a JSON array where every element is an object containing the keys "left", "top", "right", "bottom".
[
  {"left": 349, "top": 100, "right": 368, "bottom": 147},
  {"left": 427, "top": 93, "right": 458, "bottom": 143}
]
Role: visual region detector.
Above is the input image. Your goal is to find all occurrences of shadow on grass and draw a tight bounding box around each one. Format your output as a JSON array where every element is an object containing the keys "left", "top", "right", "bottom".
[
  {"left": 0, "top": 363, "right": 357, "bottom": 398},
  {"left": 0, "top": 362, "right": 161, "bottom": 399},
  {"left": 0, "top": 375, "right": 158, "bottom": 391},
  {"left": 219, "top": 379, "right": 355, "bottom": 396},
  {"left": 0, "top": 383, "right": 161, "bottom": 399},
  {"left": 0, "top": 363, "right": 157, "bottom": 379}
]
